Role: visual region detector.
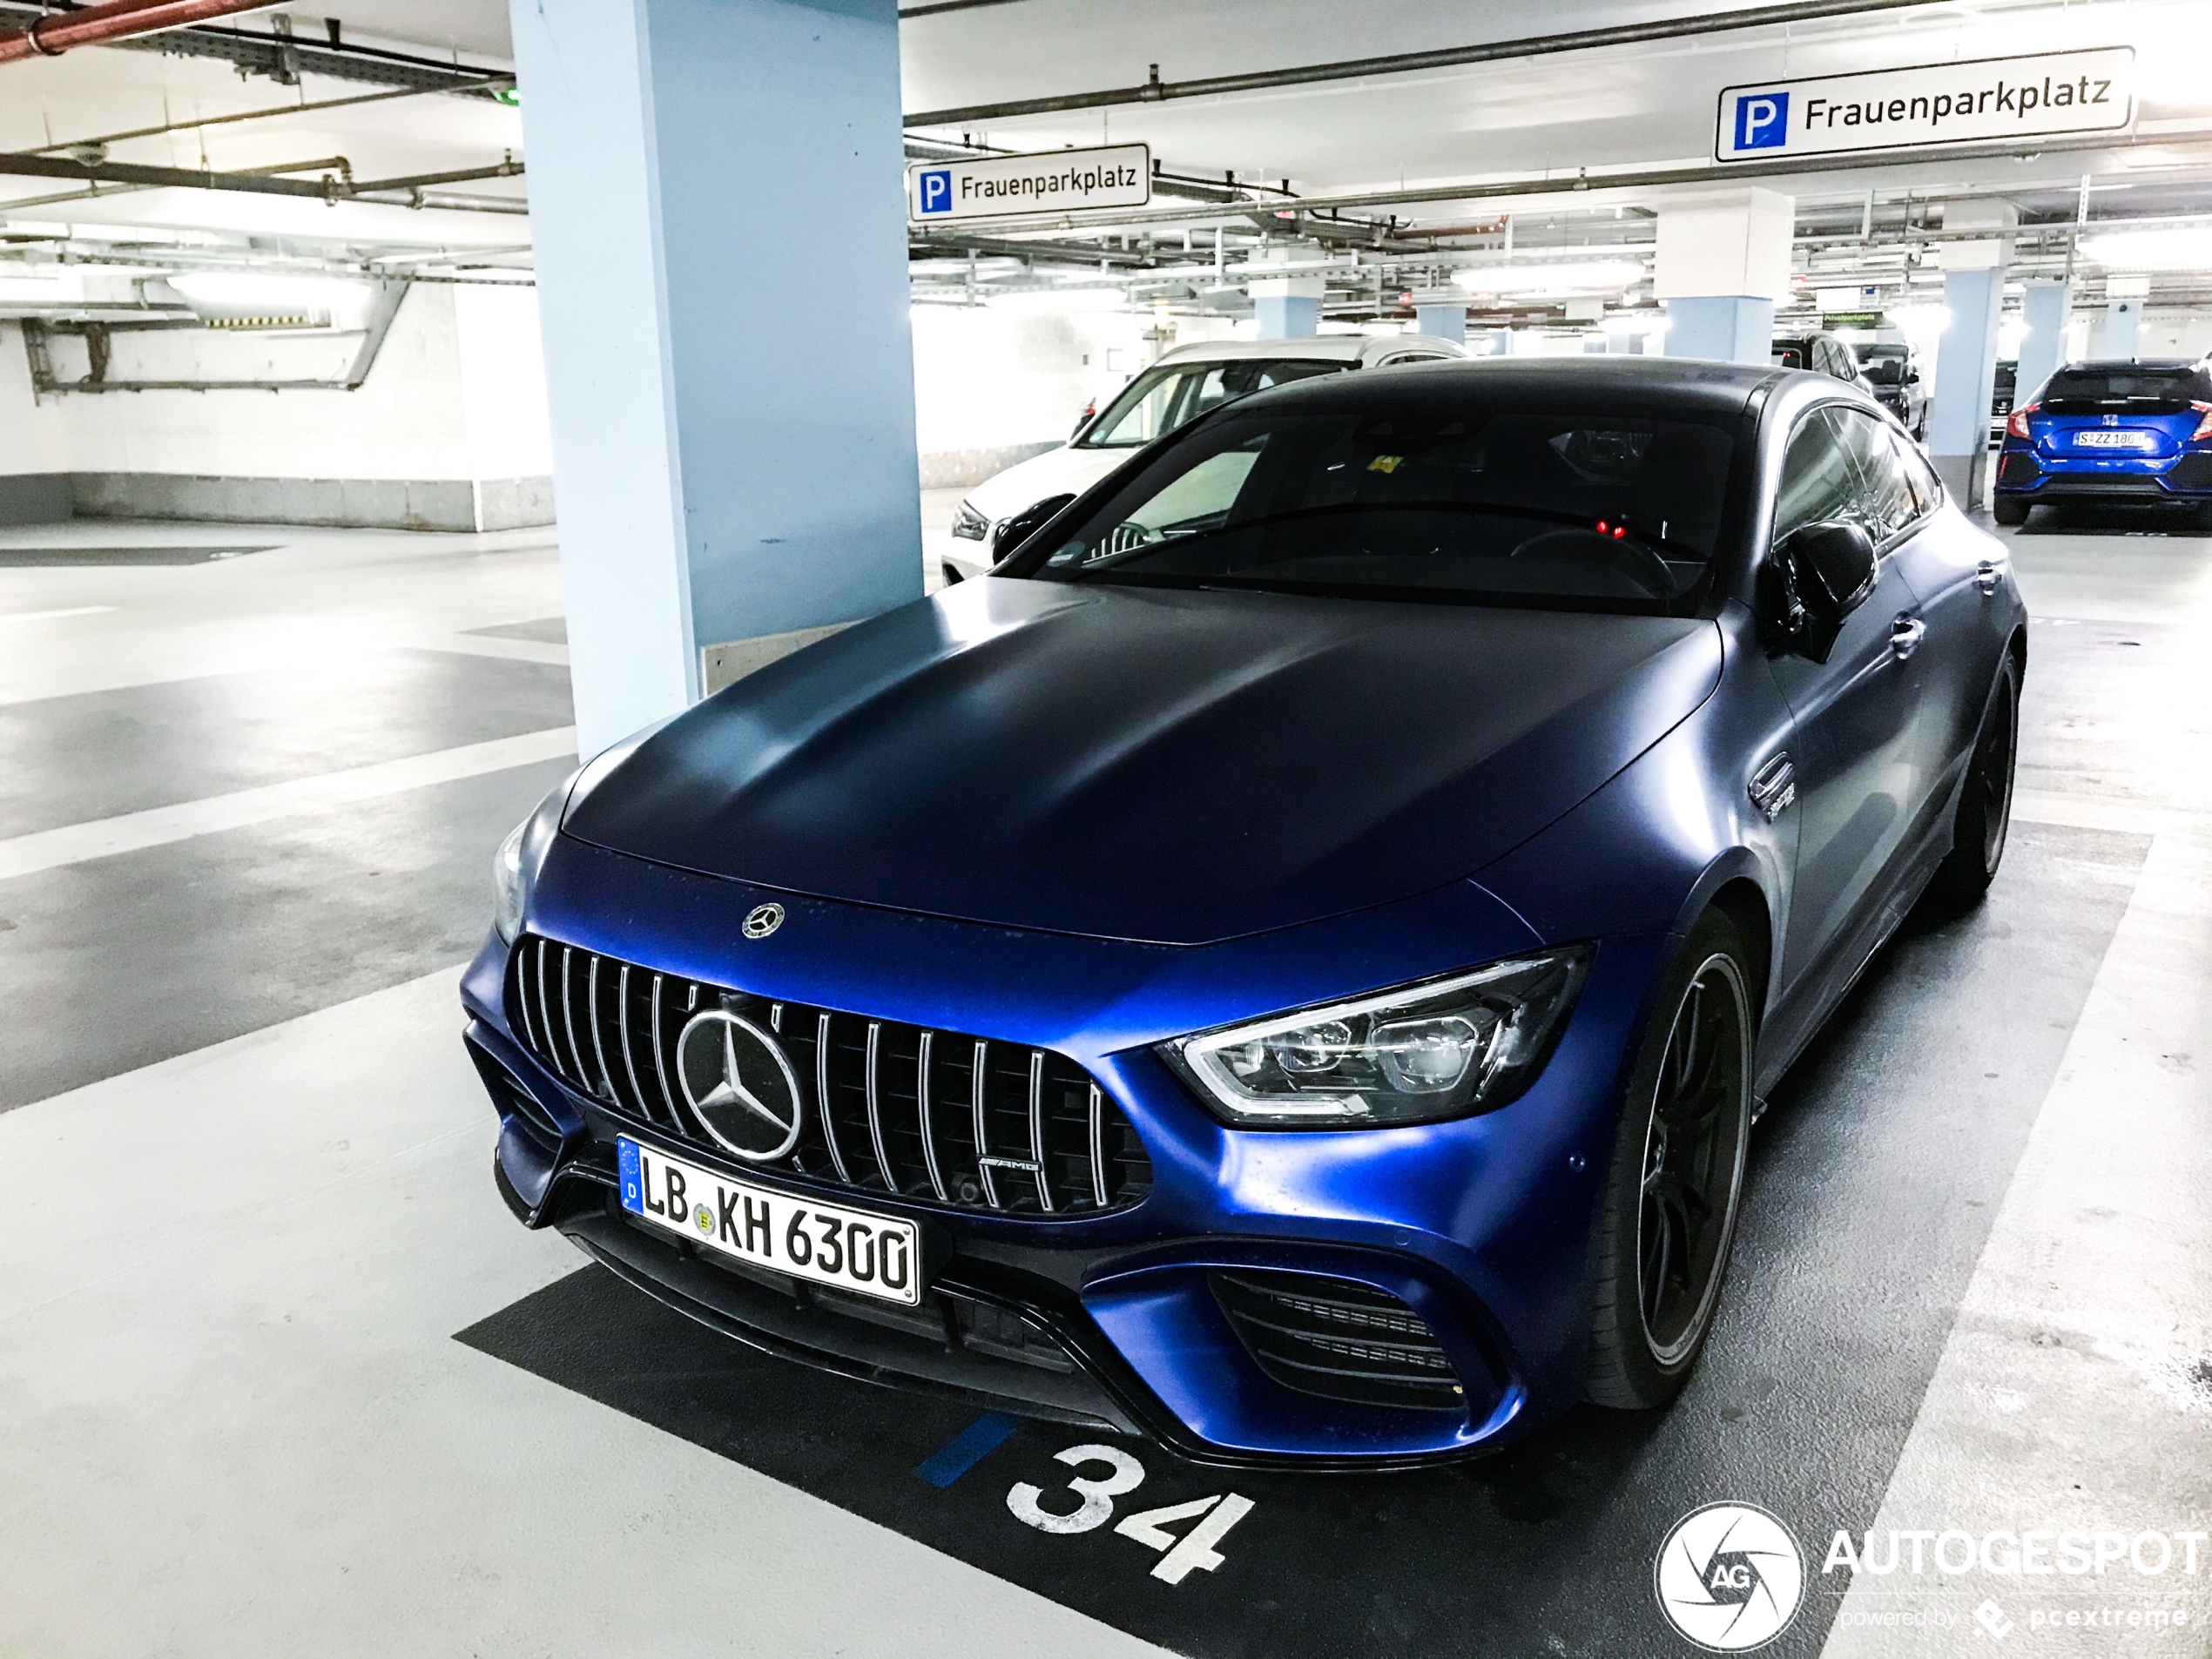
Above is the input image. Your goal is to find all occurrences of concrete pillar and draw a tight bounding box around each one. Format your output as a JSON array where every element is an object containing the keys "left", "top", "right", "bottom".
[
  {"left": 1413, "top": 300, "right": 1467, "bottom": 345},
  {"left": 1653, "top": 188, "right": 1792, "bottom": 365},
  {"left": 1926, "top": 200, "right": 2016, "bottom": 510},
  {"left": 2093, "top": 283, "right": 2145, "bottom": 358},
  {"left": 1486, "top": 328, "right": 1514, "bottom": 357},
  {"left": 1251, "top": 276, "right": 1323, "bottom": 338},
  {"left": 509, "top": 0, "right": 922, "bottom": 756},
  {"left": 2015, "top": 279, "right": 2070, "bottom": 400}
]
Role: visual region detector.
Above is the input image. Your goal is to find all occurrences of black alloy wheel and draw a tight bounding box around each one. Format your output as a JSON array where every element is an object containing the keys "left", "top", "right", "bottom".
[
  {"left": 1588, "top": 914, "right": 1754, "bottom": 1409},
  {"left": 1635, "top": 955, "right": 1751, "bottom": 1366},
  {"left": 1928, "top": 651, "right": 2020, "bottom": 907}
]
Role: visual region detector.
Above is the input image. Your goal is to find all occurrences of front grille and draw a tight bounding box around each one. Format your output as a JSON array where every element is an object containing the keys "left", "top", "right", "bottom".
[
  {"left": 1996, "top": 451, "right": 2043, "bottom": 485},
  {"left": 506, "top": 935, "right": 1151, "bottom": 1218},
  {"left": 1211, "top": 1269, "right": 1466, "bottom": 1412}
]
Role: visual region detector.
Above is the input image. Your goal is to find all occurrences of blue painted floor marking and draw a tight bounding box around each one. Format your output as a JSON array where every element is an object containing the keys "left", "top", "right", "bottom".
[{"left": 914, "top": 1413, "right": 1020, "bottom": 1488}]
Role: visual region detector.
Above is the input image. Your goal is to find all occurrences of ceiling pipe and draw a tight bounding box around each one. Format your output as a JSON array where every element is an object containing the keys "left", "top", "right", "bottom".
[
  {"left": 0, "top": 151, "right": 521, "bottom": 205},
  {"left": 0, "top": 0, "right": 280, "bottom": 64},
  {"left": 904, "top": 0, "right": 1966, "bottom": 128}
]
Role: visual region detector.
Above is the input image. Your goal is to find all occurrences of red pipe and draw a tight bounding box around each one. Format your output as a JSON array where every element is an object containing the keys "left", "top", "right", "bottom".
[{"left": 0, "top": 0, "right": 279, "bottom": 65}]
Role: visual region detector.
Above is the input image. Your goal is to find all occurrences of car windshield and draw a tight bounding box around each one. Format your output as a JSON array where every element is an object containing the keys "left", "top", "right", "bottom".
[
  {"left": 1017, "top": 394, "right": 1740, "bottom": 616},
  {"left": 2039, "top": 364, "right": 2212, "bottom": 414},
  {"left": 1860, "top": 347, "right": 1910, "bottom": 386},
  {"left": 1076, "top": 357, "right": 1349, "bottom": 448}
]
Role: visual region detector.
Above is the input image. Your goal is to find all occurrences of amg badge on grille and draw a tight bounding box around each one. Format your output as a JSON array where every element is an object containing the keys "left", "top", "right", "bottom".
[{"left": 677, "top": 1009, "right": 805, "bottom": 1161}]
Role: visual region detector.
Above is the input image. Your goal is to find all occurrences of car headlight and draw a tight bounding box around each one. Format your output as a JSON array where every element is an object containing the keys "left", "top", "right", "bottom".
[
  {"left": 491, "top": 772, "right": 580, "bottom": 943},
  {"left": 951, "top": 501, "right": 990, "bottom": 542},
  {"left": 1158, "top": 948, "right": 1592, "bottom": 1130}
]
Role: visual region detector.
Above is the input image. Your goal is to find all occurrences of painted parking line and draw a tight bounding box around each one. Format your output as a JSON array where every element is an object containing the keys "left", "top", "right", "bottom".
[
  {"left": 415, "top": 634, "right": 571, "bottom": 667},
  {"left": 0, "top": 725, "right": 577, "bottom": 880},
  {"left": 915, "top": 1413, "right": 1022, "bottom": 1487},
  {"left": 0, "top": 606, "right": 118, "bottom": 624}
]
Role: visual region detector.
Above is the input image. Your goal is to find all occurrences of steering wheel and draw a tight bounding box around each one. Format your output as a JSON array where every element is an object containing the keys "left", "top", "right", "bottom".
[{"left": 1507, "top": 526, "right": 1676, "bottom": 596}]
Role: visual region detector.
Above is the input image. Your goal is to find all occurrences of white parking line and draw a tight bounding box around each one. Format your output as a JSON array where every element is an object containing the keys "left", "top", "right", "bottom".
[
  {"left": 0, "top": 726, "right": 577, "bottom": 881},
  {"left": 0, "top": 606, "right": 118, "bottom": 624},
  {"left": 415, "top": 634, "right": 571, "bottom": 667}
]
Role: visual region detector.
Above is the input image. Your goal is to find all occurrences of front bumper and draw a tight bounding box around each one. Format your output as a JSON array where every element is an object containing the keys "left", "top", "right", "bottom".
[{"left": 462, "top": 838, "right": 1664, "bottom": 1467}]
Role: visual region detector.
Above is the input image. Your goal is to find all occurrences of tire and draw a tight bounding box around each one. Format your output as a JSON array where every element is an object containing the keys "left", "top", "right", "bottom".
[
  {"left": 1926, "top": 651, "right": 2020, "bottom": 909},
  {"left": 1993, "top": 496, "right": 2029, "bottom": 527},
  {"left": 1587, "top": 913, "right": 1755, "bottom": 1409}
]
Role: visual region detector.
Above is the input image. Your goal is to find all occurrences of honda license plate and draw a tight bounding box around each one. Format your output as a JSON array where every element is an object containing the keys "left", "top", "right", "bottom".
[
  {"left": 2072, "top": 429, "right": 2153, "bottom": 448},
  {"left": 617, "top": 1136, "right": 921, "bottom": 1305}
]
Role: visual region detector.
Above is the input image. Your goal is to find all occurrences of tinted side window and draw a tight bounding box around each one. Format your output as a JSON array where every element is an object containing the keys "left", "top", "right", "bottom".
[
  {"left": 1831, "top": 407, "right": 1919, "bottom": 539},
  {"left": 1773, "top": 409, "right": 1860, "bottom": 543},
  {"left": 1887, "top": 424, "right": 1943, "bottom": 517}
]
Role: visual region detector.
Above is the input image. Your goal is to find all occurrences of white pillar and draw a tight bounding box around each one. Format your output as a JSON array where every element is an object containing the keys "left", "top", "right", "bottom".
[
  {"left": 1412, "top": 293, "right": 1467, "bottom": 344},
  {"left": 2093, "top": 279, "right": 2147, "bottom": 358},
  {"left": 2015, "top": 279, "right": 2070, "bottom": 400},
  {"left": 510, "top": 0, "right": 922, "bottom": 756},
  {"left": 1251, "top": 275, "right": 1323, "bottom": 338},
  {"left": 1653, "top": 188, "right": 1793, "bottom": 365},
  {"left": 1926, "top": 200, "right": 2017, "bottom": 510}
]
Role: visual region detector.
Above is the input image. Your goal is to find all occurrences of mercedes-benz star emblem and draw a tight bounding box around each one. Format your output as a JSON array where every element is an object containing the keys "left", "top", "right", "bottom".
[
  {"left": 743, "top": 903, "right": 785, "bottom": 940},
  {"left": 675, "top": 1009, "right": 804, "bottom": 1162}
]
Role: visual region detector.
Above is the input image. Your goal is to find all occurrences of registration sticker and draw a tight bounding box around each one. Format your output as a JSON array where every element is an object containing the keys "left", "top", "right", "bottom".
[{"left": 617, "top": 1136, "right": 921, "bottom": 1306}]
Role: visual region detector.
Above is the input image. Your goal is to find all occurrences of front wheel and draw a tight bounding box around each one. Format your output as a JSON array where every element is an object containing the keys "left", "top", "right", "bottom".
[
  {"left": 1587, "top": 914, "right": 1754, "bottom": 1409},
  {"left": 1927, "top": 652, "right": 2020, "bottom": 909}
]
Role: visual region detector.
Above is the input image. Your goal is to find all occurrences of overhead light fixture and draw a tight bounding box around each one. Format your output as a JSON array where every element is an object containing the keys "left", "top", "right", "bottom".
[
  {"left": 1451, "top": 260, "right": 1646, "bottom": 296},
  {"left": 167, "top": 272, "right": 368, "bottom": 310},
  {"left": 2078, "top": 228, "right": 2212, "bottom": 272}
]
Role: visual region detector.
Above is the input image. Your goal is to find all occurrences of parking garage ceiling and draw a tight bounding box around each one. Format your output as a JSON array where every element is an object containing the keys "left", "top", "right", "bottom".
[{"left": 4, "top": 0, "right": 2212, "bottom": 320}]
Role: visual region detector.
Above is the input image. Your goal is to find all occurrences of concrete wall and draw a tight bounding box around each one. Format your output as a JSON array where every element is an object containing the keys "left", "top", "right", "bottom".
[{"left": 0, "top": 285, "right": 556, "bottom": 530}]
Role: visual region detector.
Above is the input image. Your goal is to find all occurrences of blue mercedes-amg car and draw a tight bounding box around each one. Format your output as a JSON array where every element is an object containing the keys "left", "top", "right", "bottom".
[
  {"left": 1994, "top": 357, "right": 2212, "bottom": 526},
  {"left": 462, "top": 358, "right": 2024, "bottom": 1469}
]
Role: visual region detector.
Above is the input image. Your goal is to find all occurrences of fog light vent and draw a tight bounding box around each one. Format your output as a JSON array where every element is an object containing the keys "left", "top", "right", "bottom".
[{"left": 1211, "top": 1269, "right": 1465, "bottom": 1412}]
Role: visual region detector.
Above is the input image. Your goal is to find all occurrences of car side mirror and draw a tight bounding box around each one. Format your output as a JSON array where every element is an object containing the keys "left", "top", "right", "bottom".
[
  {"left": 1906, "top": 368, "right": 1920, "bottom": 384},
  {"left": 1770, "top": 520, "right": 1878, "bottom": 663},
  {"left": 991, "top": 493, "right": 1077, "bottom": 563}
]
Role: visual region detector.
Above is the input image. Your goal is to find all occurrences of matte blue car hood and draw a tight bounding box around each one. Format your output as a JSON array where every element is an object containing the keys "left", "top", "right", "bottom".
[{"left": 562, "top": 578, "right": 1722, "bottom": 946}]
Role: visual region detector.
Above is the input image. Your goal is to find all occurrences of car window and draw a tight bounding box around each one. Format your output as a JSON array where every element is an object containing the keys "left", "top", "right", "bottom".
[
  {"left": 1886, "top": 424, "right": 1943, "bottom": 517},
  {"left": 1829, "top": 407, "right": 1920, "bottom": 541},
  {"left": 1772, "top": 342, "right": 1811, "bottom": 371},
  {"left": 1772, "top": 408, "right": 1860, "bottom": 543},
  {"left": 1021, "top": 395, "right": 1743, "bottom": 616},
  {"left": 1079, "top": 359, "right": 1347, "bottom": 448},
  {"left": 1830, "top": 339, "right": 1862, "bottom": 381},
  {"left": 2038, "top": 364, "right": 2212, "bottom": 412}
]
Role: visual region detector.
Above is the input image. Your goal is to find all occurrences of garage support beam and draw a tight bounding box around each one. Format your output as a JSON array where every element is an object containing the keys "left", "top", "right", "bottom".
[
  {"left": 2015, "top": 278, "right": 2071, "bottom": 401},
  {"left": 509, "top": 0, "right": 922, "bottom": 755},
  {"left": 1926, "top": 200, "right": 2016, "bottom": 509},
  {"left": 1653, "top": 189, "right": 1792, "bottom": 366},
  {"left": 1251, "top": 275, "right": 1322, "bottom": 338},
  {"left": 1413, "top": 302, "right": 1467, "bottom": 345}
]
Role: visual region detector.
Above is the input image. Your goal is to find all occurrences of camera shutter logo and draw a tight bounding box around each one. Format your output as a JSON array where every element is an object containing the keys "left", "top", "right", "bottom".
[
  {"left": 676, "top": 1009, "right": 805, "bottom": 1163},
  {"left": 1654, "top": 1502, "right": 1805, "bottom": 1652},
  {"left": 918, "top": 168, "right": 954, "bottom": 214},
  {"left": 1736, "top": 91, "right": 1791, "bottom": 151}
]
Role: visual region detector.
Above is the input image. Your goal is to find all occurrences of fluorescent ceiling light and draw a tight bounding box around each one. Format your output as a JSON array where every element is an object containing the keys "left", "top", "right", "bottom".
[
  {"left": 1452, "top": 260, "right": 1646, "bottom": 295},
  {"left": 2079, "top": 228, "right": 2212, "bottom": 272},
  {"left": 167, "top": 271, "right": 368, "bottom": 309}
]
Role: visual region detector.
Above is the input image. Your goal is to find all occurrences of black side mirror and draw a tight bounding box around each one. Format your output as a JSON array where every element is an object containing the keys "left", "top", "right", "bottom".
[
  {"left": 991, "top": 493, "right": 1077, "bottom": 563},
  {"left": 1770, "top": 520, "right": 1878, "bottom": 662},
  {"left": 1906, "top": 368, "right": 1921, "bottom": 384}
]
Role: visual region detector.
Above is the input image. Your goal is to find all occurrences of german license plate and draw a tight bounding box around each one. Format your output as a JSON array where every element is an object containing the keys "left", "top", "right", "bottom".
[
  {"left": 2073, "top": 429, "right": 2152, "bottom": 448},
  {"left": 617, "top": 1136, "right": 921, "bottom": 1305}
]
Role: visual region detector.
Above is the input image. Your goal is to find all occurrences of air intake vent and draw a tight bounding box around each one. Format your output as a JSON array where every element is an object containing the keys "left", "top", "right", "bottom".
[
  {"left": 1211, "top": 1269, "right": 1465, "bottom": 1412},
  {"left": 505, "top": 935, "right": 1150, "bottom": 1218}
]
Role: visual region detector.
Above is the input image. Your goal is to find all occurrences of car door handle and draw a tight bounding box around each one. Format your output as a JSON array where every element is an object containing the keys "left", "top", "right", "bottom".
[
  {"left": 1975, "top": 559, "right": 2003, "bottom": 596},
  {"left": 1890, "top": 614, "right": 1926, "bottom": 659}
]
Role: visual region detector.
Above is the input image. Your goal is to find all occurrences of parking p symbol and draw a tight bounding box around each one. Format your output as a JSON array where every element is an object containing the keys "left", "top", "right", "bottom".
[
  {"left": 918, "top": 168, "right": 953, "bottom": 214},
  {"left": 1735, "top": 92, "right": 1789, "bottom": 152}
]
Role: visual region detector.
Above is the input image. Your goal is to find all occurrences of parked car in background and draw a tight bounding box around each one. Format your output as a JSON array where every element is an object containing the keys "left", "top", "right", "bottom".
[
  {"left": 1858, "top": 342, "right": 1928, "bottom": 439},
  {"left": 1772, "top": 332, "right": 1877, "bottom": 400},
  {"left": 939, "top": 334, "right": 1467, "bottom": 583},
  {"left": 1993, "top": 358, "right": 2212, "bottom": 527},
  {"left": 1990, "top": 360, "right": 2019, "bottom": 445},
  {"left": 469, "top": 356, "right": 2026, "bottom": 1468}
]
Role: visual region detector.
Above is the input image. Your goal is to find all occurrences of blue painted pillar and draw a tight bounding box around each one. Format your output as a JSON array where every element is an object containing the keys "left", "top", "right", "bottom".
[
  {"left": 1413, "top": 302, "right": 1466, "bottom": 344},
  {"left": 1251, "top": 276, "right": 1322, "bottom": 338},
  {"left": 1928, "top": 266, "right": 2007, "bottom": 509},
  {"left": 1486, "top": 328, "right": 1514, "bottom": 357},
  {"left": 1662, "top": 297, "right": 1775, "bottom": 364},
  {"left": 509, "top": 0, "right": 922, "bottom": 756},
  {"left": 2015, "top": 279, "right": 2070, "bottom": 401},
  {"left": 1653, "top": 188, "right": 1792, "bottom": 365}
]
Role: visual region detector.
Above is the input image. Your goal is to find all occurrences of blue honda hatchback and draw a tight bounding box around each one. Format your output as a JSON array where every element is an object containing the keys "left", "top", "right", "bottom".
[
  {"left": 463, "top": 359, "right": 2025, "bottom": 1468},
  {"left": 1994, "top": 357, "right": 2212, "bottom": 526}
]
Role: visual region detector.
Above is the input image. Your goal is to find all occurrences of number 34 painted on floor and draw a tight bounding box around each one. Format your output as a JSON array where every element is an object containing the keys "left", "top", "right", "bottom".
[{"left": 1007, "top": 1444, "right": 1255, "bottom": 1586}]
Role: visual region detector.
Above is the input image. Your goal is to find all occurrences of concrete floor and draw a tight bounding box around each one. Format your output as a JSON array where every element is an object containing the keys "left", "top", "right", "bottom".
[{"left": 0, "top": 506, "right": 2205, "bottom": 1658}]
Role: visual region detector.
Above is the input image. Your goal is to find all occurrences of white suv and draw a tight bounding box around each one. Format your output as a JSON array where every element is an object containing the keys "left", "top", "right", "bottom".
[{"left": 939, "top": 334, "right": 1468, "bottom": 583}]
